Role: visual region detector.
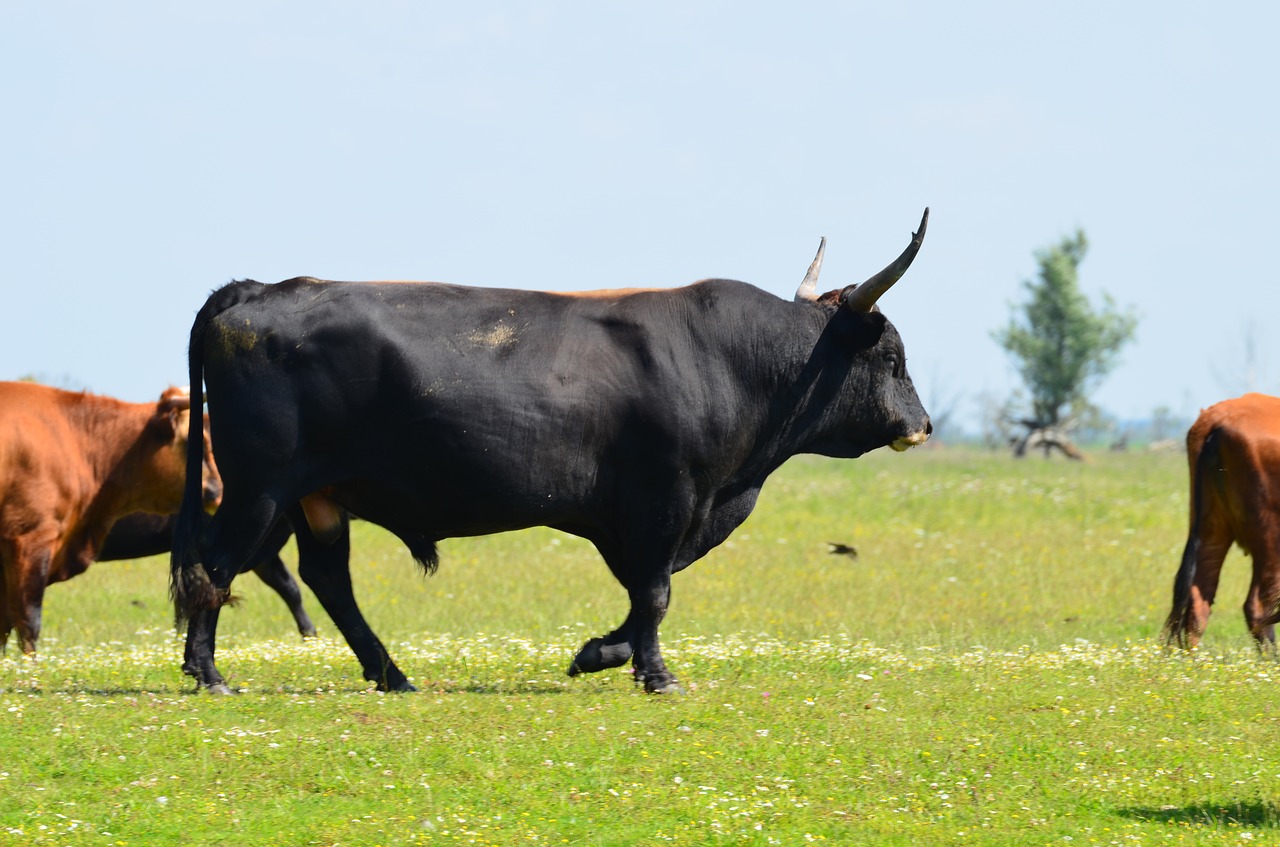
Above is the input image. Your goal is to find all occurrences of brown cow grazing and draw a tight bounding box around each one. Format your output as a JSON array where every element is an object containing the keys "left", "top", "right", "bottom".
[
  {"left": 0, "top": 382, "right": 221, "bottom": 654},
  {"left": 1163, "top": 393, "right": 1280, "bottom": 650}
]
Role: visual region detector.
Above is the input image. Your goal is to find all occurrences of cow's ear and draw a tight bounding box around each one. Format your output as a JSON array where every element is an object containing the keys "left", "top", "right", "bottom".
[
  {"left": 157, "top": 387, "right": 192, "bottom": 413},
  {"left": 151, "top": 394, "right": 191, "bottom": 441},
  {"left": 845, "top": 311, "right": 887, "bottom": 353}
]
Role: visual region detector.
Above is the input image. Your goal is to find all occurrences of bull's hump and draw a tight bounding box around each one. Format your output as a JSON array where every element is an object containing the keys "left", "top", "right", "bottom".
[
  {"left": 549, "top": 286, "right": 666, "bottom": 300},
  {"left": 361, "top": 281, "right": 670, "bottom": 301},
  {"left": 271, "top": 277, "right": 765, "bottom": 305}
]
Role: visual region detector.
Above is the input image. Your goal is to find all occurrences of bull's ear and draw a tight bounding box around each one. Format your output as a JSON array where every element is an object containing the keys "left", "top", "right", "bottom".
[{"left": 845, "top": 311, "right": 887, "bottom": 353}]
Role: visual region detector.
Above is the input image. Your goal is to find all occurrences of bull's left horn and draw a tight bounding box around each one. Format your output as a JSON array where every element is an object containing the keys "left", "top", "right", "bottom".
[
  {"left": 794, "top": 237, "right": 826, "bottom": 302},
  {"left": 841, "top": 208, "right": 928, "bottom": 313}
]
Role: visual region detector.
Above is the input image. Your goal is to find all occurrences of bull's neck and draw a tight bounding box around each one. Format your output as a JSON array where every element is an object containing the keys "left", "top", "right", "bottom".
[{"left": 724, "top": 302, "right": 848, "bottom": 482}]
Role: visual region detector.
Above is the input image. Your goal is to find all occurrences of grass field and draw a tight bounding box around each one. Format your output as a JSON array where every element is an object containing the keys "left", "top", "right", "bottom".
[{"left": 3, "top": 447, "right": 1279, "bottom": 845}]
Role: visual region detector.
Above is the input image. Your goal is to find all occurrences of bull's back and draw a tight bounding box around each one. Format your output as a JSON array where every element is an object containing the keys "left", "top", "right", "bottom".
[
  {"left": 202, "top": 281, "right": 660, "bottom": 524},
  {"left": 199, "top": 278, "right": 775, "bottom": 535}
]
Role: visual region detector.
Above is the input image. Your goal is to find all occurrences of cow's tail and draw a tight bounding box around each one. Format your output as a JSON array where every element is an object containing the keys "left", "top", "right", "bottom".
[
  {"left": 1162, "top": 427, "right": 1224, "bottom": 648},
  {"left": 170, "top": 280, "right": 265, "bottom": 624}
]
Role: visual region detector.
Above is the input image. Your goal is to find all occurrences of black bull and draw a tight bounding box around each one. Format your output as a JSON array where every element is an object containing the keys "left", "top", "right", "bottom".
[{"left": 172, "top": 210, "right": 932, "bottom": 694}]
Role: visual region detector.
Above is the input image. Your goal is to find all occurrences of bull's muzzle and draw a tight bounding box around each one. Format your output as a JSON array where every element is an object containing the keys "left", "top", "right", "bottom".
[{"left": 890, "top": 420, "right": 932, "bottom": 452}]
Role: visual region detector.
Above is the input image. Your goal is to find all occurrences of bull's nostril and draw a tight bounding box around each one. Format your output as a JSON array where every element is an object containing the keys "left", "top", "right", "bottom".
[{"left": 925, "top": 420, "right": 933, "bottom": 436}]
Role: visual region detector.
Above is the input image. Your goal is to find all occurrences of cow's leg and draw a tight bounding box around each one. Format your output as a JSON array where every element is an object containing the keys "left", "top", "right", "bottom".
[
  {"left": 0, "top": 567, "right": 10, "bottom": 653},
  {"left": 251, "top": 553, "right": 317, "bottom": 638},
  {"left": 290, "top": 507, "right": 414, "bottom": 692},
  {"left": 1184, "top": 535, "right": 1230, "bottom": 648},
  {"left": 6, "top": 536, "right": 53, "bottom": 655},
  {"left": 1244, "top": 549, "right": 1280, "bottom": 651},
  {"left": 0, "top": 542, "right": 14, "bottom": 653}
]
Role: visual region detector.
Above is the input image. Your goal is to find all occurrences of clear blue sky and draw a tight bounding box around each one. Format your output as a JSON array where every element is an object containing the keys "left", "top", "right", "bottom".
[{"left": 4, "top": 2, "right": 1276, "bottom": 434}]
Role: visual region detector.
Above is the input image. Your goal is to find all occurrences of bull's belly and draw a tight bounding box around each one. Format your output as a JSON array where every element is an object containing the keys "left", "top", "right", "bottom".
[{"left": 327, "top": 471, "right": 597, "bottom": 543}]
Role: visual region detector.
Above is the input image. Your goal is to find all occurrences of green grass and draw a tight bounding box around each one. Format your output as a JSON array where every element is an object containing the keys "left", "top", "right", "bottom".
[{"left": 4, "top": 447, "right": 1279, "bottom": 845}]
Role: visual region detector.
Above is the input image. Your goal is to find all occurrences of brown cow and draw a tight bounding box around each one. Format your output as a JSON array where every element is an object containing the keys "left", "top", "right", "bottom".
[
  {"left": 0, "top": 382, "right": 221, "bottom": 654},
  {"left": 1163, "top": 393, "right": 1280, "bottom": 649}
]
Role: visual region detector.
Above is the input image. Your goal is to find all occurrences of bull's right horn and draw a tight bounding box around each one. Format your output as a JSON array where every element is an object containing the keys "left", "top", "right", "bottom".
[{"left": 840, "top": 208, "right": 929, "bottom": 313}]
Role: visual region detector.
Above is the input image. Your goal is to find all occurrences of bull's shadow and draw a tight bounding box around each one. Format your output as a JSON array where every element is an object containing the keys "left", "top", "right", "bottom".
[
  {"left": 1118, "top": 799, "right": 1280, "bottom": 828},
  {"left": 0, "top": 685, "right": 175, "bottom": 696}
]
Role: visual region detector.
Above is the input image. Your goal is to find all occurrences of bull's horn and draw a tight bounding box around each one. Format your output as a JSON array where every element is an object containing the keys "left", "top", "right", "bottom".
[
  {"left": 794, "top": 236, "right": 826, "bottom": 302},
  {"left": 841, "top": 208, "right": 929, "bottom": 313}
]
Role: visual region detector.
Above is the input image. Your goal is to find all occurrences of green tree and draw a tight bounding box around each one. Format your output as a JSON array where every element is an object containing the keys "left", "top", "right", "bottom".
[{"left": 993, "top": 230, "right": 1137, "bottom": 428}]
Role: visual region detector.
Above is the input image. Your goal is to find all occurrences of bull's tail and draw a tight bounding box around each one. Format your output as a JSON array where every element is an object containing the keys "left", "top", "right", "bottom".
[
  {"left": 1162, "top": 427, "right": 1224, "bottom": 647},
  {"left": 170, "top": 280, "right": 266, "bottom": 624}
]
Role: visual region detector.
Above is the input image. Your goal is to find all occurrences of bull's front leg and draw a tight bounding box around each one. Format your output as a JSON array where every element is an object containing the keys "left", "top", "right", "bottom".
[
  {"left": 628, "top": 569, "right": 680, "bottom": 694},
  {"left": 572, "top": 527, "right": 684, "bottom": 692},
  {"left": 290, "top": 507, "right": 415, "bottom": 692},
  {"left": 568, "top": 610, "right": 636, "bottom": 677}
]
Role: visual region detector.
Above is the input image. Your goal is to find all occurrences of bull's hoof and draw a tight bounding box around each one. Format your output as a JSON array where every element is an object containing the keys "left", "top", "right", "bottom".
[
  {"left": 299, "top": 627, "right": 318, "bottom": 639},
  {"left": 379, "top": 679, "right": 417, "bottom": 693},
  {"left": 568, "top": 638, "right": 633, "bottom": 677},
  {"left": 371, "top": 669, "right": 417, "bottom": 692},
  {"left": 644, "top": 677, "right": 684, "bottom": 695},
  {"left": 201, "top": 681, "right": 236, "bottom": 696}
]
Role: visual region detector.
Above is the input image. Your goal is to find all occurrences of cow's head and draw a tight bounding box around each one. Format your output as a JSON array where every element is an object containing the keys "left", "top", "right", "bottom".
[
  {"left": 795, "top": 209, "right": 932, "bottom": 458},
  {"left": 130, "top": 387, "right": 222, "bottom": 515}
]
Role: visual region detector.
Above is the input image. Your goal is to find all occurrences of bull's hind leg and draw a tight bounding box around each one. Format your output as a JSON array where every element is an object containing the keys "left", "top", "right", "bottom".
[
  {"left": 181, "top": 492, "right": 286, "bottom": 691},
  {"left": 289, "top": 506, "right": 414, "bottom": 692},
  {"left": 183, "top": 605, "right": 233, "bottom": 694}
]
